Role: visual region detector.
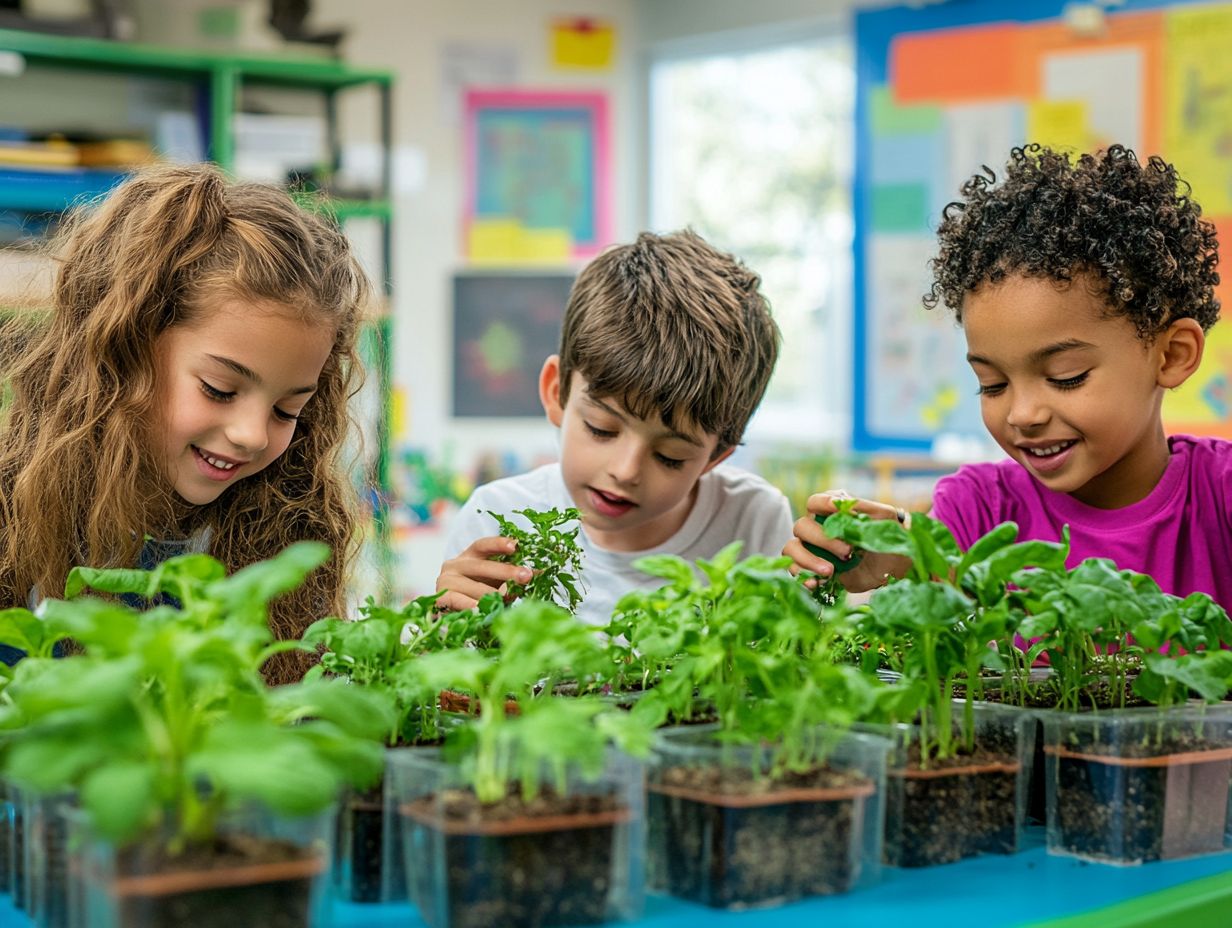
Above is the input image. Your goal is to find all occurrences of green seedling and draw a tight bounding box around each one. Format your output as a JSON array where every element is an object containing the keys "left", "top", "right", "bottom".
[
  {"left": 402, "top": 600, "right": 656, "bottom": 803},
  {"left": 626, "top": 543, "right": 896, "bottom": 777},
  {"left": 0, "top": 544, "right": 392, "bottom": 850},
  {"left": 828, "top": 510, "right": 1067, "bottom": 763},
  {"left": 302, "top": 589, "right": 513, "bottom": 746},
  {"left": 488, "top": 507, "right": 585, "bottom": 612}
]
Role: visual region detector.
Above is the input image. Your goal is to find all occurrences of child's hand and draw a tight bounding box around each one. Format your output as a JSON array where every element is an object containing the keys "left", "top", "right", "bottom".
[
  {"left": 434, "top": 536, "right": 533, "bottom": 612},
  {"left": 783, "top": 491, "right": 912, "bottom": 593}
]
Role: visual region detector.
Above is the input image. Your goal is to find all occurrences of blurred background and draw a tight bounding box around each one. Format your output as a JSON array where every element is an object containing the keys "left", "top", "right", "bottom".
[{"left": 1, "top": 0, "right": 1227, "bottom": 602}]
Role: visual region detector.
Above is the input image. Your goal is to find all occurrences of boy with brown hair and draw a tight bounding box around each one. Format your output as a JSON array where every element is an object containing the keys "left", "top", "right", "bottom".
[{"left": 437, "top": 230, "right": 792, "bottom": 624}]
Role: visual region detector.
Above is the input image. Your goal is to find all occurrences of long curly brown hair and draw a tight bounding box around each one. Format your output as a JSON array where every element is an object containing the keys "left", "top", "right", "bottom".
[
  {"left": 925, "top": 144, "right": 1220, "bottom": 338},
  {"left": 0, "top": 163, "right": 370, "bottom": 683}
]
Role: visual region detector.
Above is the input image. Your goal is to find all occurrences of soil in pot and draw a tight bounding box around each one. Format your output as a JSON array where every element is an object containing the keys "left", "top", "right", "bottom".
[
  {"left": 885, "top": 738, "right": 1020, "bottom": 868},
  {"left": 649, "top": 765, "right": 873, "bottom": 909},
  {"left": 401, "top": 787, "right": 629, "bottom": 928},
  {"left": 1049, "top": 733, "right": 1232, "bottom": 864},
  {"left": 109, "top": 833, "right": 325, "bottom": 928}
]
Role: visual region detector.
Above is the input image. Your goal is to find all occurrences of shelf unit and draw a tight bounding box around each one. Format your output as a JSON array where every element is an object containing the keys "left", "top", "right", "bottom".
[{"left": 0, "top": 27, "right": 396, "bottom": 594}]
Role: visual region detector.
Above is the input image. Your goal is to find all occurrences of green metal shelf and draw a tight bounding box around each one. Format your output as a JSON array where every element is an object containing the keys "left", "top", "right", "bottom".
[
  {"left": 0, "top": 27, "right": 391, "bottom": 88},
  {"left": 293, "top": 194, "right": 392, "bottom": 221}
]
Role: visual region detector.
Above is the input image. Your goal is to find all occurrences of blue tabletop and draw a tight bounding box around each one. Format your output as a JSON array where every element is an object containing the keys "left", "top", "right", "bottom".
[{"left": 3, "top": 832, "right": 1231, "bottom": 928}]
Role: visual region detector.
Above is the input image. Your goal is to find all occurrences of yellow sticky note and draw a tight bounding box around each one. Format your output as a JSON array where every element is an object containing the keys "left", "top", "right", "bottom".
[
  {"left": 1163, "top": 7, "right": 1232, "bottom": 215},
  {"left": 517, "top": 227, "right": 572, "bottom": 262},
  {"left": 1028, "top": 100, "right": 1090, "bottom": 157},
  {"left": 390, "top": 387, "right": 406, "bottom": 443},
  {"left": 551, "top": 18, "right": 615, "bottom": 70},
  {"left": 1165, "top": 325, "right": 1232, "bottom": 425},
  {"left": 468, "top": 218, "right": 522, "bottom": 262}
]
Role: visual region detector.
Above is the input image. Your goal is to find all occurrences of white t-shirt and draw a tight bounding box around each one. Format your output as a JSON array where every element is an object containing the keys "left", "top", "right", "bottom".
[{"left": 442, "top": 463, "right": 794, "bottom": 626}]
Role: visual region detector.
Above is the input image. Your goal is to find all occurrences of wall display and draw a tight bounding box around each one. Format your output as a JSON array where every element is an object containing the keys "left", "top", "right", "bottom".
[
  {"left": 451, "top": 272, "right": 575, "bottom": 417},
  {"left": 854, "top": 0, "right": 1232, "bottom": 450},
  {"left": 463, "top": 89, "right": 610, "bottom": 263}
]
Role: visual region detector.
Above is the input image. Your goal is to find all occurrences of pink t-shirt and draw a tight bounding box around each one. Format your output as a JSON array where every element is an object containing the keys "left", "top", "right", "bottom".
[{"left": 931, "top": 434, "right": 1232, "bottom": 607}]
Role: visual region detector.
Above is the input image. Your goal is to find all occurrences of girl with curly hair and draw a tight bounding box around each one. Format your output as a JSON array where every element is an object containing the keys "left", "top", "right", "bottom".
[
  {"left": 788, "top": 144, "right": 1230, "bottom": 605},
  {"left": 0, "top": 163, "right": 370, "bottom": 682}
]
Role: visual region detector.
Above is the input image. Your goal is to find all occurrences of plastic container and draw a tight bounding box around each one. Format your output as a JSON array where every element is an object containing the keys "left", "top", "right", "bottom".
[
  {"left": 1042, "top": 704, "right": 1232, "bottom": 865},
  {"left": 647, "top": 725, "right": 890, "bottom": 910},
  {"left": 23, "top": 791, "right": 74, "bottom": 928},
  {"left": 8, "top": 781, "right": 26, "bottom": 908},
  {"left": 387, "top": 746, "right": 644, "bottom": 928},
  {"left": 334, "top": 747, "right": 423, "bottom": 904},
  {"left": 67, "top": 805, "right": 334, "bottom": 928},
  {"left": 0, "top": 778, "right": 11, "bottom": 898},
  {"left": 865, "top": 701, "right": 1034, "bottom": 868}
]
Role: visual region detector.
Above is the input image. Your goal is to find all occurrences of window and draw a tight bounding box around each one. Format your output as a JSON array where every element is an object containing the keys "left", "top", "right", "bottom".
[{"left": 649, "top": 33, "right": 854, "bottom": 447}]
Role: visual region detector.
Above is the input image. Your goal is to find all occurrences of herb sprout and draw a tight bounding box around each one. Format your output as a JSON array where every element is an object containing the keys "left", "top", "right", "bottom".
[{"left": 488, "top": 507, "right": 585, "bottom": 611}]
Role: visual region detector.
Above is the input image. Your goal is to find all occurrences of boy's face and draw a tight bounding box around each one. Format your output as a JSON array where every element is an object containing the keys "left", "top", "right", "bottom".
[
  {"left": 540, "top": 357, "right": 732, "bottom": 551},
  {"left": 963, "top": 273, "right": 1201, "bottom": 509},
  {"left": 152, "top": 300, "right": 333, "bottom": 506}
]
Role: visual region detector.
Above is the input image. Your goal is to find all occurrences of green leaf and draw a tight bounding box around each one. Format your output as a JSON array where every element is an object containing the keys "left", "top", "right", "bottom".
[
  {"left": 79, "top": 762, "right": 157, "bottom": 845},
  {"left": 190, "top": 722, "right": 344, "bottom": 816},
  {"left": 206, "top": 541, "right": 331, "bottom": 619},
  {"left": 629, "top": 554, "right": 696, "bottom": 588},
  {"left": 0, "top": 608, "right": 41, "bottom": 654},
  {"left": 65, "top": 566, "right": 154, "bottom": 600}
]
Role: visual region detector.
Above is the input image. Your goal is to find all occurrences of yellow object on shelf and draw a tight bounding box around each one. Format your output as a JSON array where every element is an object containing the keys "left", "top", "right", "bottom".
[
  {"left": 75, "top": 139, "right": 155, "bottom": 168},
  {"left": 0, "top": 140, "right": 77, "bottom": 167}
]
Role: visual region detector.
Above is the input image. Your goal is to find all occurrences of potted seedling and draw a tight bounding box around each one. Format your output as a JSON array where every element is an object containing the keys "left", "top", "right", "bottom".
[
  {"left": 634, "top": 546, "right": 893, "bottom": 908},
  {"left": 301, "top": 591, "right": 478, "bottom": 904},
  {"left": 487, "top": 507, "right": 585, "bottom": 612},
  {"left": 386, "top": 599, "right": 654, "bottom": 928},
  {"left": 0, "top": 606, "right": 75, "bottom": 918},
  {"left": 600, "top": 551, "right": 715, "bottom": 705},
  {"left": 1014, "top": 562, "right": 1232, "bottom": 864},
  {"left": 826, "top": 510, "right": 1066, "bottom": 867},
  {"left": 0, "top": 543, "right": 393, "bottom": 928}
]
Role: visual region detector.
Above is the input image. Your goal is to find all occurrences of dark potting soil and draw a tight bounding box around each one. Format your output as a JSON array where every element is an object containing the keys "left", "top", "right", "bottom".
[
  {"left": 1053, "top": 731, "right": 1232, "bottom": 863},
  {"left": 952, "top": 681, "right": 1147, "bottom": 828},
  {"left": 885, "top": 739, "right": 1020, "bottom": 868},
  {"left": 650, "top": 765, "right": 870, "bottom": 909},
  {"left": 112, "top": 833, "right": 321, "bottom": 928},
  {"left": 403, "top": 787, "right": 626, "bottom": 928}
]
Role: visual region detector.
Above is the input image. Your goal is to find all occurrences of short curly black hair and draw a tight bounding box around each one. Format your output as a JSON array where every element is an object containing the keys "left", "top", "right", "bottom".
[{"left": 924, "top": 144, "right": 1220, "bottom": 339}]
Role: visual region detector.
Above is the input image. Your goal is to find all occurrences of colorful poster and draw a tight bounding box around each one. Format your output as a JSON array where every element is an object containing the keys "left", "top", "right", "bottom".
[
  {"left": 463, "top": 90, "right": 610, "bottom": 263},
  {"left": 451, "top": 273, "right": 575, "bottom": 417},
  {"left": 857, "top": 1, "right": 1232, "bottom": 447}
]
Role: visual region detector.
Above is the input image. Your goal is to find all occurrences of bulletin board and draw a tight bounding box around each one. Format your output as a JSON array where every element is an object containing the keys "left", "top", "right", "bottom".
[
  {"left": 853, "top": 0, "right": 1232, "bottom": 451},
  {"left": 463, "top": 89, "right": 611, "bottom": 263},
  {"left": 451, "top": 272, "right": 575, "bottom": 417}
]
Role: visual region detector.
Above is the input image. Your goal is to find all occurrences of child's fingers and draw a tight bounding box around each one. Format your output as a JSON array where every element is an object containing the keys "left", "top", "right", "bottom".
[
  {"left": 782, "top": 537, "right": 837, "bottom": 578},
  {"left": 434, "top": 589, "right": 479, "bottom": 613},
  {"left": 805, "top": 491, "right": 907, "bottom": 525},
  {"left": 461, "top": 535, "right": 519, "bottom": 558},
  {"left": 791, "top": 514, "right": 855, "bottom": 561},
  {"left": 804, "top": 489, "right": 852, "bottom": 516},
  {"left": 450, "top": 558, "right": 533, "bottom": 586}
]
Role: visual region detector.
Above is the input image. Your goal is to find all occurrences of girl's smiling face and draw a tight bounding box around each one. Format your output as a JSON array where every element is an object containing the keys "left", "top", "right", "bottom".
[
  {"left": 963, "top": 273, "right": 1201, "bottom": 509},
  {"left": 152, "top": 300, "right": 334, "bottom": 506}
]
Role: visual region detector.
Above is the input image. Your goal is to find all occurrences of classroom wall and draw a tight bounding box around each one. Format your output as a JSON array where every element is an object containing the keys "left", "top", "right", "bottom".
[{"left": 312, "top": 0, "right": 640, "bottom": 478}]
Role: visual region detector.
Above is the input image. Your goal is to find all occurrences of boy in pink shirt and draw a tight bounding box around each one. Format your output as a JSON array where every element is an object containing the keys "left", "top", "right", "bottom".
[{"left": 787, "top": 144, "right": 1232, "bottom": 606}]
